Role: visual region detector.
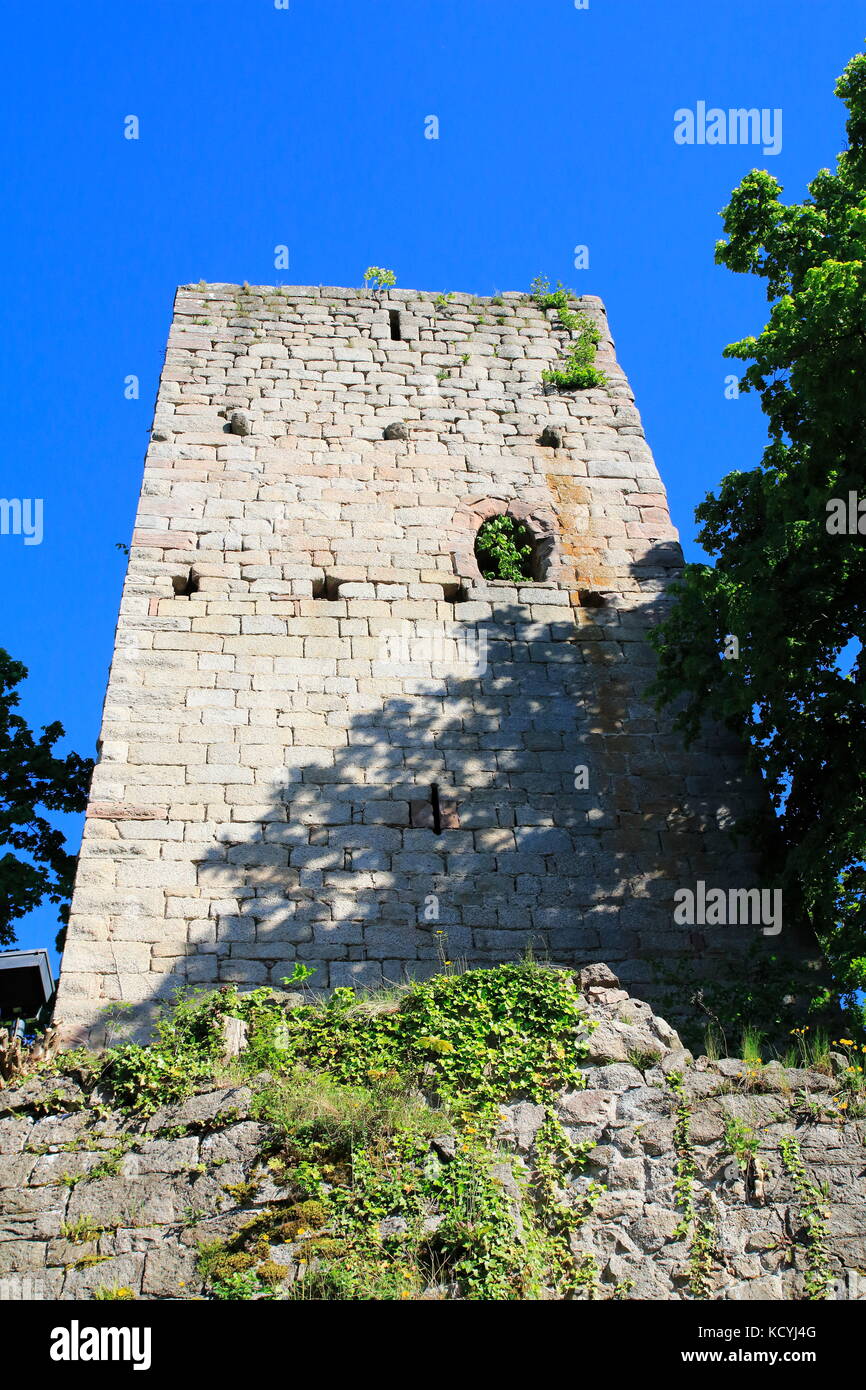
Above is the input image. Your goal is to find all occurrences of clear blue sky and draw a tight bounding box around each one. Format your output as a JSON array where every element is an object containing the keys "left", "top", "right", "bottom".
[{"left": 1, "top": 0, "right": 862, "bottom": 966}]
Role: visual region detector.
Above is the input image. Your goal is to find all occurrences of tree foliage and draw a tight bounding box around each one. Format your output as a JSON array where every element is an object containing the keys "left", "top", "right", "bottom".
[
  {"left": 0, "top": 649, "right": 93, "bottom": 947},
  {"left": 649, "top": 50, "right": 866, "bottom": 1011}
]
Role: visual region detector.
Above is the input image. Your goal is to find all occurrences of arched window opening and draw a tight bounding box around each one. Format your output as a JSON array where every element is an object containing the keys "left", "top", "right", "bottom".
[{"left": 474, "top": 514, "right": 541, "bottom": 582}]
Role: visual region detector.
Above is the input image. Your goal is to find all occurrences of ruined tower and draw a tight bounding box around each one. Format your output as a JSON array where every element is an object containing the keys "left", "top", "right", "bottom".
[{"left": 55, "top": 283, "right": 766, "bottom": 1041}]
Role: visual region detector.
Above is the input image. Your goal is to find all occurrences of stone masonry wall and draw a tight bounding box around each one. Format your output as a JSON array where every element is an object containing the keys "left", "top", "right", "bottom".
[
  {"left": 3, "top": 968, "right": 863, "bottom": 1301},
  {"left": 55, "top": 284, "right": 768, "bottom": 1042}
]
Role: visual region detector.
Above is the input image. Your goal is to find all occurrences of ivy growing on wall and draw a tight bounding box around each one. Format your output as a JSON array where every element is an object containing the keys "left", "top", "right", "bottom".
[{"left": 50, "top": 961, "right": 614, "bottom": 1300}]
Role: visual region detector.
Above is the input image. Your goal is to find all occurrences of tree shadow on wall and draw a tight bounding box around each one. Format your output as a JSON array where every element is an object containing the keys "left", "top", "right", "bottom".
[{"left": 185, "top": 541, "right": 776, "bottom": 1023}]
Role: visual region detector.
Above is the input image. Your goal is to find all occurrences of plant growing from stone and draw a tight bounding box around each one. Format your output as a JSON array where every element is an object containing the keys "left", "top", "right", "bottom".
[
  {"left": 210, "top": 1269, "right": 278, "bottom": 1301},
  {"left": 689, "top": 1218, "right": 716, "bottom": 1298},
  {"left": 531, "top": 275, "right": 571, "bottom": 312},
  {"left": 668, "top": 1072, "right": 698, "bottom": 1238},
  {"left": 723, "top": 1116, "right": 760, "bottom": 1170},
  {"left": 474, "top": 515, "right": 534, "bottom": 582},
  {"left": 532, "top": 275, "right": 606, "bottom": 390},
  {"left": 779, "top": 1135, "right": 832, "bottom": 1299},
  {"left": 542, "top": 315, "right": 605, "bottom": 391},
  {"left": 363, "top": 266, "right": 396, "bottom": 293},
  {"left": 60, "top": 1215, "right": 103, "bottom": 1243}
]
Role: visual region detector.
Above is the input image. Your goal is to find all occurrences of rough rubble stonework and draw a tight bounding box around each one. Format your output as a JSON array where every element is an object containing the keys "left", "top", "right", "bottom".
[
  {"left": 55, "top": 284, "right": 778, "bottom": 1043},
  {"left": 2, "top": 968, "right": 863, "bottom": 1301}
]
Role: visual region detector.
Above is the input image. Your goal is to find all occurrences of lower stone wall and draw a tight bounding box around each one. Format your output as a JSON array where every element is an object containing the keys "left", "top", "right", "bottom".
[{"left": 2, "top": 968, "right": 863, "bottom": 1301}]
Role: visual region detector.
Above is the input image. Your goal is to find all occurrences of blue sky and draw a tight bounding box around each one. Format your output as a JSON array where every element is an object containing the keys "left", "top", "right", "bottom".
[{"left": 1, "top": 0, "right": 862, "bottom": 966}]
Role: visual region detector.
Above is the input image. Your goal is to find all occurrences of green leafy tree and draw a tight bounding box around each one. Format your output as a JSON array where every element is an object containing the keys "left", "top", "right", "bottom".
[
  {"left": 0, "top": 649, "right": 93, "bottom": 949},
  {"left": 648, "top": 50, "right": 866, "bottom": 1016}
]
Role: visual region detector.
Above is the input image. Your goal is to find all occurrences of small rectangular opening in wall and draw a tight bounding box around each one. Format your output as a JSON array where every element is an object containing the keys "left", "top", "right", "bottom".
[
  {"left": 312, "top": 575, "right": 342, "bottom": 600},
  {"left": 441, "top": 582, "right": 468, "bottom": 604},
  {"left": 172, "top": 569, "right": 199, "bottom": 597},
  {"left": 410, "top": 787, "right": 459, "bottom": 832},
  {"left": 388, "top": 310, "right": 402, "bottom": 341},
  {"left": 430, "top": 783, "right": 442, "bottom": 836}
]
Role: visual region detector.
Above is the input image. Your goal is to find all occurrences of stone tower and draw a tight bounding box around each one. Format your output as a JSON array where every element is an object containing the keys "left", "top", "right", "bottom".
[{"left": 55, "top": 283, "right": 767, "bottom": 1042}]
